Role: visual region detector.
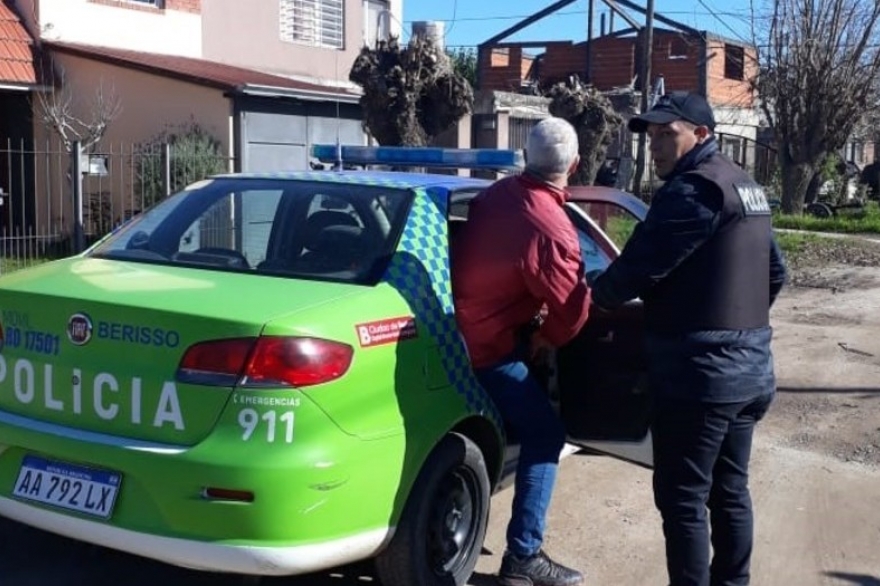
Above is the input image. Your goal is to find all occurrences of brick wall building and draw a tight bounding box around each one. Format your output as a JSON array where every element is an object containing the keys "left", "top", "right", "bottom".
[{"left": 478, "top": 29, "right": 757, "bottom": 110}]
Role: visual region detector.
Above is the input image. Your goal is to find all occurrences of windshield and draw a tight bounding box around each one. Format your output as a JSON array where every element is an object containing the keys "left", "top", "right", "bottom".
[{"left": 89, "top": 178, "right": 413, "bottom": 284}]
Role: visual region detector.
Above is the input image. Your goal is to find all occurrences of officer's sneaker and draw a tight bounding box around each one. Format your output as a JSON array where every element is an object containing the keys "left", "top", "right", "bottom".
[{"left": 498, "top": 549, "right": 584, "bottom": 586}]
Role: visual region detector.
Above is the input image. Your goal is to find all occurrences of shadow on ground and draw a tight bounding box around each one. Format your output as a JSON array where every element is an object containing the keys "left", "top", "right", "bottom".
[
  {"left": 824, "top": 572, "right": 880, "bottom": 586},
  {"left": 0, "top": 518, "right": 378, "bottom": 586},
  {"left": 0, "top": 518, "right": 503, "bottom": 586},
  {"left": 777, "top": 387, "right": 880, "bottom": 395}
]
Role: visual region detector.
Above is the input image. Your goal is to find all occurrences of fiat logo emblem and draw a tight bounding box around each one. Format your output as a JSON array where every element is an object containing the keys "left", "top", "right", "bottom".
[{"left": 67, "top": 313, "right": 93, "bottom": 346}]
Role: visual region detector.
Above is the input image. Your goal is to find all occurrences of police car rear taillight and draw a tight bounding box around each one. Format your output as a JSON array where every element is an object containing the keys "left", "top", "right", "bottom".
[
  {"left": 243, "top": 337, "right": 353, "bottom": 387},
  {"left": 177, "top": 338, "right": 255, "bottom": 386},
  {"left": 176, "top": 336, "right": 353, "bottom": 388}
]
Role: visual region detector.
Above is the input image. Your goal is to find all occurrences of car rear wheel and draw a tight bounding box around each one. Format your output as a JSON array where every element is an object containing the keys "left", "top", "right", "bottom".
[{"left": 374, "top": 432, "right": 490, "bottom": 586}]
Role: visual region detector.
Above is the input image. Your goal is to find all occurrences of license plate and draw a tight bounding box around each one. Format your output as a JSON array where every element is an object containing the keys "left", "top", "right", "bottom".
[{"left": 12, "top": 456, "right": 122, "bottom": 519}]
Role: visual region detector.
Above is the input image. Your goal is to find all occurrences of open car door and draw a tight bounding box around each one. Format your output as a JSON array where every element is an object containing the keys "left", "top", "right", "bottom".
[{"left": 555, "top": 186, "right": 653, "bottom": 467}]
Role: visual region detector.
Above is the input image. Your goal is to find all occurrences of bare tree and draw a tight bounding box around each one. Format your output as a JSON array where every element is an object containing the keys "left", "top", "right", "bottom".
[
  {"left": 753, "top": 0, "right": 880, "bottom": 213},
  {"left": 546, "top": 76, "right": 623, "bottom": 186},
  {"left": 349, "top": 36, "right": 473, "bottom": 146},
  {"left": 37, "top": 65, "right": 122, "bottom": 151}
]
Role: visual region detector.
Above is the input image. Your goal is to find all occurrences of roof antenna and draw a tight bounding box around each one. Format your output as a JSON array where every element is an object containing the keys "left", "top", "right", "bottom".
[{"left": 333, "top": 37, "right": 343, "bottom": 172}]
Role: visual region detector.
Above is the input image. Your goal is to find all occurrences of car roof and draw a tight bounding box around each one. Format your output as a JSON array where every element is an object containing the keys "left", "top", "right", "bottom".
[{"left": 210, "top": 170, "right": 493, "bottom": 191}]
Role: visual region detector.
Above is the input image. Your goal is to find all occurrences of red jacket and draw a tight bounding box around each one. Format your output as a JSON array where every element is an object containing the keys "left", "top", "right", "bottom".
[{"left": 452, "top": 173, "right": 592, "bottom": 368}]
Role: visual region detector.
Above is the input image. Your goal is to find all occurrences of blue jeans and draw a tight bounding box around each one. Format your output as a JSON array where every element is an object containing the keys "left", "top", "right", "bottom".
[
  {"left": 475, "top": 357, "right": 567, "bottom": 557},
  {"left": 652, "top": 393, "right": 774, "bottom": 586}
]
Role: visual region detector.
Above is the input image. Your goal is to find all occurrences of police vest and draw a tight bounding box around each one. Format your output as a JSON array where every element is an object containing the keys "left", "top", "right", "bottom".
[{"left": 644, "top": 153, "right": 772, "bottom": 333}]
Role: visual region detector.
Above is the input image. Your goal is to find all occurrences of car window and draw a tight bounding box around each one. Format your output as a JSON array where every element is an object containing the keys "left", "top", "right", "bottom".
[
  {"left": 88, "top": 178, "right": 413, "bottom": 284},
  {"left": 563, "top": 206, "right": 616, "bottom": 274},
  {"left": 574, "top": 226, "right": 614, "bottom": 273},
  {"left": 177, "top": 189, "right": 283, "bottom": 268},
  {"left": 573, "top": 201, "right": 640, "bottom": 250},
  {"left": 448, "top": 189, "right": 483, "bottom": 220}
]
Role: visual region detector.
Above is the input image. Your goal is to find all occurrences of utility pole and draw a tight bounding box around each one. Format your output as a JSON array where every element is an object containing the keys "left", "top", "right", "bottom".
[
  {"left": 632, "top": 0, "right": 655, "bottom": 199},
  {"left": 586, "top": 0, "right": 595, "bottom": 83}
]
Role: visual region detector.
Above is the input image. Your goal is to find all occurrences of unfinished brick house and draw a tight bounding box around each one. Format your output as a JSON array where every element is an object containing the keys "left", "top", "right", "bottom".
[
  {"left": 478, "top": 27, "right": 761, "bottom": 159},
  {"left": 478, "top": 18, "right": 772, "bottom": 187}
]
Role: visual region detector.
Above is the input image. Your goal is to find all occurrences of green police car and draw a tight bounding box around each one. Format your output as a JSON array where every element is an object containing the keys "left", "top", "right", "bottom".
[{"left": 0, "top": 146, "right": 652, "bottom": 586}]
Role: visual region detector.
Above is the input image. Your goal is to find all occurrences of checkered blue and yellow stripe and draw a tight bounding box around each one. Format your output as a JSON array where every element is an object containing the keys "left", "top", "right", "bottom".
[{"left": 382, "top": 187, "right": 500, "bottom": 426}]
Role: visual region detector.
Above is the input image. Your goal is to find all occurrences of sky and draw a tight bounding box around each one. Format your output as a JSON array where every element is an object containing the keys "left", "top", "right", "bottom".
[{"left": 400, "top": 0, "right": 760, "bottom": 50}]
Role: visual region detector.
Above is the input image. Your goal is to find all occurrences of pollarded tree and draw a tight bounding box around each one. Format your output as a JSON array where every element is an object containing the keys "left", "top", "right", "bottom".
[
  {"left": 349, "top": 36, "right": 474, "bottom": 146},
  {"left": 546, "top": 76, "right": 623, "bottom": 186},
  {"left": 754, "top": 0, "right": 880, "bottom": 213}
]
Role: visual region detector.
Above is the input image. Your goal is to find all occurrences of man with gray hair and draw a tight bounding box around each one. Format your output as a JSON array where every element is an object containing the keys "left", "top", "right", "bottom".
[{"left": 452, "top": 117, "right": 590, "bottom": 586}]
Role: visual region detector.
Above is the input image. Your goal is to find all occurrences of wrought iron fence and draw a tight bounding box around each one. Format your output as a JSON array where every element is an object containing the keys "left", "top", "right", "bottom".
[
  {"left": 717, "top": 133, "right": 778, "bottom": 186},
  {"left": 0, "top": 137, "right": 234, "bottom": 272},
  {"left": 508, "top": 117, "right": 541, "bottom": 151}
]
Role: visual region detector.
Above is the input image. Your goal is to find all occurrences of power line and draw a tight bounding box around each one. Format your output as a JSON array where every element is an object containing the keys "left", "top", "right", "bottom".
[
  {"left": 403, "top": 8, "right": 769, "bottom": 25},
  {"left": 444, "top": 0, "right": 459, "bottom": 38},
  {"left": 694, "top": 0, "right": 751, "bottom": 43}
]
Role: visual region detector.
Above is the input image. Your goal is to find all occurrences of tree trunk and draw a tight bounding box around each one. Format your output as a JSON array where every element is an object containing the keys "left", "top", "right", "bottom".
[
  {"left": 546, "top": 81, "right": 622, "bottom": 187},
  {"left": 781, "top": 162, "right": 813, "bottom": 214},
  {"left": 569, "top": 126, "right": 613, "bottom": 186},
  {"left": 804, "top": 169, "right": 822, "bottom": 205}
]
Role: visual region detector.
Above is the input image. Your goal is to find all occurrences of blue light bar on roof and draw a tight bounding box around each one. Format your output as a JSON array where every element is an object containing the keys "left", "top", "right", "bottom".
[{"left": 311, "top": 144, "right": 524, "bottom": 172}]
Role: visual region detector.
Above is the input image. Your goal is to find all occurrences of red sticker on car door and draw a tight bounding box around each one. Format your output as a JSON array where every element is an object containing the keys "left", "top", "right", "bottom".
[{"left": 355, "top": 317, "right": 418, "bottom": 348}]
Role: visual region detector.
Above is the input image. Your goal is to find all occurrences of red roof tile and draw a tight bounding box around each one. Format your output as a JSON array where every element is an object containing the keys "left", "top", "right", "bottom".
[
  {"left": 45, "top": 41, "right": 360, "bottom": 101},
  {"left": 0, "top": 1, "right": 39, "bottom": 86}
]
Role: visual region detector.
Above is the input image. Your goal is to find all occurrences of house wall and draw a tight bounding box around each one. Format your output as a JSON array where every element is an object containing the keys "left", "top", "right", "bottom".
[
  {"left": 31, "top": 53, "right": 232, "bottom": 232},
  {"left": 479, "top": 31, "right": 758, "bottom": 107},
  {"left": 478, "top": 46, "right": 535, "bottom": 92},
  {"left": 705, "top": 39, "right": 757, "bottom": 108},
  {"left": 52, "top": 54, "right": 232, "bottom": 152},
  {"left": 202, "top": 0, "right": 401, "bottom": 84},
  {"left": 713, "top": 106, "right": 760, "bottom": 140},
  {"left": 589, "top": 36, "right": 634, "bottom": 89},
  {"left": 647, "top": 31, "right": 701, "bottom": 92},
  {"left": 16, "top": 0, "right": 201, "bottom": 56},
  {"left": 538, "top": 42, "right": 586, "bottom": 83}
]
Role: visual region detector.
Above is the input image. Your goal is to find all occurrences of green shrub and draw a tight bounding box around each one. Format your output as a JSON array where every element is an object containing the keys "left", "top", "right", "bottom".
[{"left": 135, "top": 122, "right": 229, "bottom": 209}]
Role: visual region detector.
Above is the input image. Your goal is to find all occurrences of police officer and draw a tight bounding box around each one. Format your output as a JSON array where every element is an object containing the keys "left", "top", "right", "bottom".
[{"left": 590, "top": 91, "right": 787, "bottom": 586}]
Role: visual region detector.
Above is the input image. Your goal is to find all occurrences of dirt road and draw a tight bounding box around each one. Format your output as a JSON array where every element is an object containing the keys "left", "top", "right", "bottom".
[
  {"left": 472, "top": 265, "right": 880, "bottom": 585},
  {"left": 2, "top": 265, "right": 879, "bottom": 586}
]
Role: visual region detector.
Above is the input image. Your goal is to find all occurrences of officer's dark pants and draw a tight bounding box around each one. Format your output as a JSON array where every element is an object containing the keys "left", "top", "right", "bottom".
[{"left": 651, "top": 393, "right": 774, "bottom": 586}]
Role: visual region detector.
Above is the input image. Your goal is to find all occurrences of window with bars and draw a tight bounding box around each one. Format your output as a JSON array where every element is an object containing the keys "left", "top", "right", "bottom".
[{"left": 280, "top": 0, "right": 344, "bottom": 50}]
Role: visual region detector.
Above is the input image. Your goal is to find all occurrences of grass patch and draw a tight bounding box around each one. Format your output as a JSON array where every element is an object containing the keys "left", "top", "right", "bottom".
[
  {"left": 605, "top": 215, "right": 638, "bottom": 248},
  {"left": 775, "top": 231, "right": 822, "bottom": 257},
  {"left": 774, "top": 230, "right": 880, "bottom": 269},
  {"left": 772, "top": 201, "right": 880, "bottom": 234}
]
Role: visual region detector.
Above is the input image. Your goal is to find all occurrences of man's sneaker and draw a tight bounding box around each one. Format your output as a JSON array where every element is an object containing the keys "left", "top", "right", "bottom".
[{"left": 498, "top": 549, "right": 584, "bottom": 586}]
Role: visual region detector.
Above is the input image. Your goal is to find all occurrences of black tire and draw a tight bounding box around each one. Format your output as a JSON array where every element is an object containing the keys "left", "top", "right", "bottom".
[
  {"left": 806, "top": 202, "right": 834, "bottom": 218},
  {"left": 374, "top": 432, "right": 490, "bottom": 586}
]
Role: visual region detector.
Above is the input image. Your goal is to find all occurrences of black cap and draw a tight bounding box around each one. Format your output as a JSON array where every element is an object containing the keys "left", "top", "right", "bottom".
[{"left": 628, "top": 91, "right": 716, "bottom": 133}]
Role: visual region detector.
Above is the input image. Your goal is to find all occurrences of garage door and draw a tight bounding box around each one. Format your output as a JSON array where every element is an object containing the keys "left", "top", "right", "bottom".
[{"left": 240, "top": 102, "right": 366, "bottom": 173}]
